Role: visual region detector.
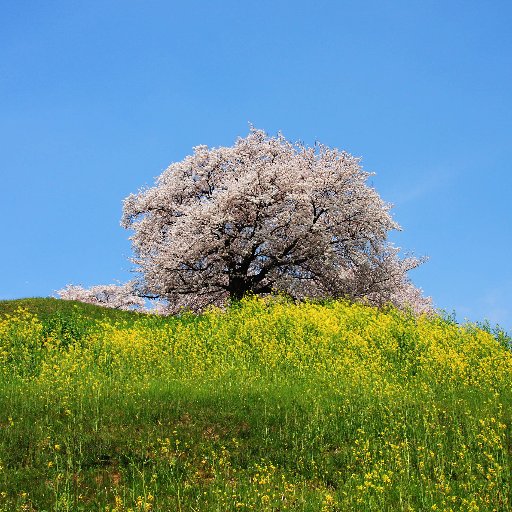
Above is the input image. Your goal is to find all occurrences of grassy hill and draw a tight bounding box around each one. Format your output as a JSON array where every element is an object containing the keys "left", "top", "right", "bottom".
[
  {"left": 0, "top": 296, "right": 511, "bottom": 511},
  {"left": 0, "top": 297, "right": 143, "bottom": 322}
]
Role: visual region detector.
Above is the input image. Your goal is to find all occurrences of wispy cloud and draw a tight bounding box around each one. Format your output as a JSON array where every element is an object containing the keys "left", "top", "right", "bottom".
[
  {"left": 457, "top": 285, "right": 511, "bottom": 333},
  {"left": 392, "top": 166, "right": 455, "bottom": 205},
  {"left": 481, "top": 287, "right": 511, "bottom": 329}
]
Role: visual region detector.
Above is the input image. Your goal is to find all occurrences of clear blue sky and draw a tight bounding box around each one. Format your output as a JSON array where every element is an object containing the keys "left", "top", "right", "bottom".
[{"left": 2, "top": 1, "right": 511, "bottom": 330}]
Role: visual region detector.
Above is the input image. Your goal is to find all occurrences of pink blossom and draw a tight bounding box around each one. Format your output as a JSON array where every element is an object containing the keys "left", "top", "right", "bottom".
[
  {"left": 57, "top": 282, "right": 145, "bottom": 311},
  {"left": 121, "top": 128, "right": 433, "bottom": 315}
]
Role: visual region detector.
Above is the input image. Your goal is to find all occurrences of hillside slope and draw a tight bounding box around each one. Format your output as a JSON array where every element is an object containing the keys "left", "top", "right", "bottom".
[
  {"left": 0, "top": 296, "right": 511, "bottom": 511},
  {"left": 0, "top": 297, "right": 143, "bottom": 322}
]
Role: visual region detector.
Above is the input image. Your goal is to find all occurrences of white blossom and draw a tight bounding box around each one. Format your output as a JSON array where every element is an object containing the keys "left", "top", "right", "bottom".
[
  {"left": 121, "top": 128, "right": 433, "bottom": 315},
  {"left": 57, "top": 282, "right": 146, "bottom": 311}
]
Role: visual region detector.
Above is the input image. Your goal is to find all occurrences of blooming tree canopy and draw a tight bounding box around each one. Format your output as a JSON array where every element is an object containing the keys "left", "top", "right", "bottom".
[
  {"left": 121, "top": 129, "right": 431, "bottom": 314},
  {"left": 57, "top": 282, "right": 145, "bottom": 311}
]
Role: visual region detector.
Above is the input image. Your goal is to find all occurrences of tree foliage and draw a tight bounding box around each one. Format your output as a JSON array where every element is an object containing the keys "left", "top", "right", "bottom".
[
  {"left": 121, "top": 129, "right": 431, "bottom": 314},
  {"left": 57, "top": 283, "right": 145, "bottom": 311}
]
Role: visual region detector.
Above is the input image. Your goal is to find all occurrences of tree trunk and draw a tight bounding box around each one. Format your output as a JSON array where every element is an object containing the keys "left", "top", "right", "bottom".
[{"left": 228, "top": 275, "right": 249, "bottom": 301}]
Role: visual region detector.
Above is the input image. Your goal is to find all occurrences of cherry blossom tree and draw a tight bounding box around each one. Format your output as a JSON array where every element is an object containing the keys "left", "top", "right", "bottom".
[
  {"left": 57, "top": 282, "right": 146, "bottom": 311},
  {"left": 121, "top": 128, "right": 432, "bottom": 314}
]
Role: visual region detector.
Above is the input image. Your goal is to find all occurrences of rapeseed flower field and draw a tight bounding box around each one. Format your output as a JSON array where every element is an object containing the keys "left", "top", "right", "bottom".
[{"left": 0, "top": 296, "right": 511, "bottom": 511}]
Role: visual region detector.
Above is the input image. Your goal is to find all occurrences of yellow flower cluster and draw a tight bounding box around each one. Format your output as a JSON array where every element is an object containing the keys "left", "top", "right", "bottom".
[
  {"left": 1, "top": 296, "right": 510, "bottom": 399},
  {"left": 1, "top": 296, "right": 511, "bottom": 510}
]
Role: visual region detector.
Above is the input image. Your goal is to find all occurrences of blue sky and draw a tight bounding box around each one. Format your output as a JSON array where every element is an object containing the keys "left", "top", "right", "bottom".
[{"left": 2, "top": 1, "right": 511, "bottom": 330}]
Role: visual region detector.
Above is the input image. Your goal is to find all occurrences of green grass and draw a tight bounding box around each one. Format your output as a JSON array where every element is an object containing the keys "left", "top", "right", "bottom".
[
  {"left": 0, "top": 297, "right": 511, "bottom": 511},
  {"left": 0, "top": 297, "right": 143, "bottom": 323}
]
